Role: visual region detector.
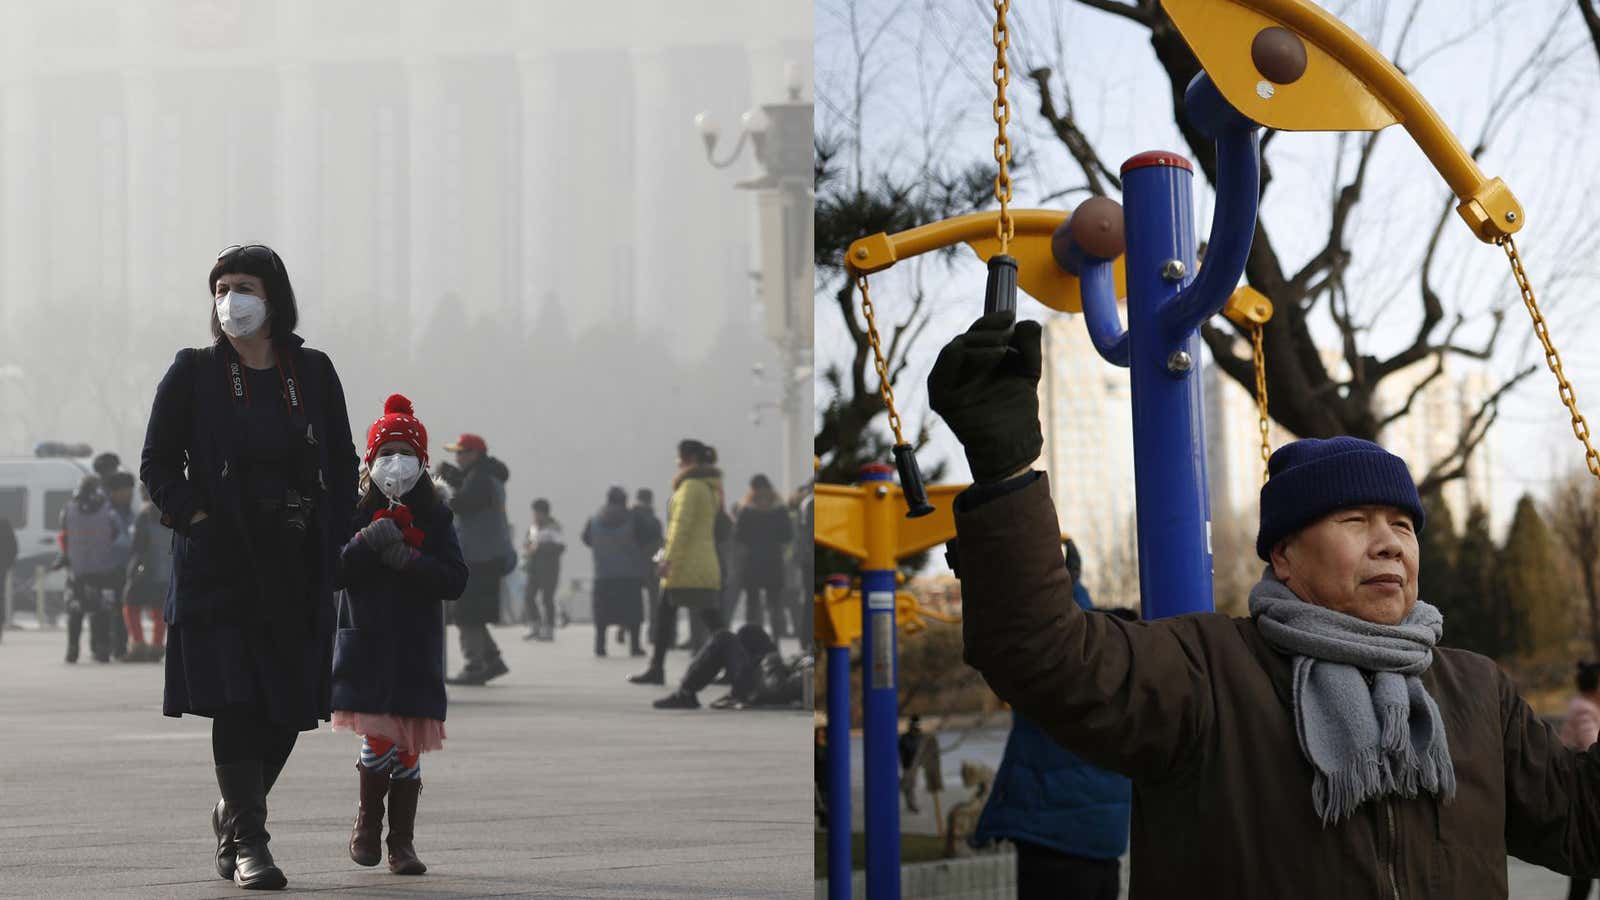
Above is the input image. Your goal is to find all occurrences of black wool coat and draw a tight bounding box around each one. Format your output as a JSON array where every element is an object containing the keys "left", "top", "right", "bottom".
[
  {"left": 139, "top": 335, "right": 360, "bottom": 626},
  {"left": 332, "top": 483, "right": 468, "bottom": 722}
]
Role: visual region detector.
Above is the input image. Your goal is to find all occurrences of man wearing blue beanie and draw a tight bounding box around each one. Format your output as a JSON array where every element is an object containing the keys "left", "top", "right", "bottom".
[{"left": 927, "top": 310, "right": 1600, "bottom": 899}]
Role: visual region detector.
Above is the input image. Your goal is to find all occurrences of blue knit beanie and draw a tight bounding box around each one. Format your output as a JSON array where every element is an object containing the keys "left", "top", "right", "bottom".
[{"left": 1255, "top": 437, "right": 1425, "bottom": 561}]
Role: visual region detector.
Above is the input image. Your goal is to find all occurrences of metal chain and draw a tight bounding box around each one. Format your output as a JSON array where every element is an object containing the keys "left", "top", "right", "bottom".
[
  {"left": 857, "top": 273, "right": 908, "bottom": 445},
  {"left": 1251, "top": 324, "right": 1271, "bottom": 484},
  {"left": 991, "top": 0, "right": 1014, "bottom": 253},
  {"left": 1498, "top": 235, "right": 1600, "bottom": 480}
]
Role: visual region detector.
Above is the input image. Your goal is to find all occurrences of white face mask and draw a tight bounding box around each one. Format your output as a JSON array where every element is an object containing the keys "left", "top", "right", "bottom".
[
  {"left": 371, "top": 453, "right": 423, "bottom": 502},
  {"left": 216, "top": 290, "right": 267, "bottom": 339}
]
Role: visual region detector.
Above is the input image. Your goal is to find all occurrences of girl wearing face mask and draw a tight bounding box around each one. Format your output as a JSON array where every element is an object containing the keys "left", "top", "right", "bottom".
[
  {"left": 332, "top": 394, "right": 467, "bottom": 877},
  {"left": 140, "top": 243, "right": 360, "bottom": 890}
]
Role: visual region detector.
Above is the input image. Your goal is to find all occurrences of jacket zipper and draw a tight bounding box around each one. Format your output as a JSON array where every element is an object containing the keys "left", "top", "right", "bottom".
[{"left": 1385, "top": 799, "right": 1400, "bottom": 900}]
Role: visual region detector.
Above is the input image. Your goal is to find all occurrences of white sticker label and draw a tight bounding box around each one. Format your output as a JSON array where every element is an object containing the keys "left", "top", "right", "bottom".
[
  {"left": 867, "top": 590, "right": 895, "bottom": 611},
  {"left": 871, "top": 615, "right": 896, "bottom": 689}
]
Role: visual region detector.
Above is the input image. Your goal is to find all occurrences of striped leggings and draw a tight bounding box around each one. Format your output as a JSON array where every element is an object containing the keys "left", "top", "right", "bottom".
[{"left": 359, "top": 736, "right": 421, "bottom": 781}]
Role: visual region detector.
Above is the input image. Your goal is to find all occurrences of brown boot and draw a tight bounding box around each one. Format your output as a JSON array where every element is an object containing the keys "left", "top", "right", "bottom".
[
  {"left": 385, "top": 778, "right": 427, "bottom": 875},
  {"left": 348, "top": 764, "right": 388, "bottom": 867}
]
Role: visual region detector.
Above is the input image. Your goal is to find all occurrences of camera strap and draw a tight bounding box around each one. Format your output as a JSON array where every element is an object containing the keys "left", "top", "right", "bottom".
[{"left": 220, "top": 341, "right": 303, "bottom": 416}]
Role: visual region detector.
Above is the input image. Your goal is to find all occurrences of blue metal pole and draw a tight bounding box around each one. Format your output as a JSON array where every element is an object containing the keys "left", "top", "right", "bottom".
[
  {"left": 1120, "top": 152, "right": 1213, "bottom": 620},
  {"left": 857, "top": 466, "right": 900, "bottom": 899},
  {"left": 827, "top": 644, "right": 852, "bottom": 900},
  {"left": 1164, "top": 75, "right": 1263, "bottom": 338},
  {"left": 1070, "top": 252, "right": 1129, "bottom": 367}
]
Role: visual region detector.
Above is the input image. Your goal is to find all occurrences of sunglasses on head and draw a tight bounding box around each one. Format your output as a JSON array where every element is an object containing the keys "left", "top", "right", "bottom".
[{"left": 216, "top": 243, "right": 283, "bottom": 274}]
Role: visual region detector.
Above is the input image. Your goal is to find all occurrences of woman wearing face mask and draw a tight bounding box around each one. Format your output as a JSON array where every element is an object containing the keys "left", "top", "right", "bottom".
[
  {"left": 333, "top": 394, "right": 466, "bottom": 876},
  {"left": 140, "top": 243, "right": 360, "bottom": 891}
]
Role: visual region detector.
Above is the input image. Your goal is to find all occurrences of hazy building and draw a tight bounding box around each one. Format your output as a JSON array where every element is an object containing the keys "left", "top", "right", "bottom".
[
  {"left": 1204, "top": 346, "right": 1497, "bottom": 534},
  {"left": 0, "top": 0, "right": 809, "bottom": 354},
  {"left": 1038, "top": 312, "right": 1139, "bottom": 610}
]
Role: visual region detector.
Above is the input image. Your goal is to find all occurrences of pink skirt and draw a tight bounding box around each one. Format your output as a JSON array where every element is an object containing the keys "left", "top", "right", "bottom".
[{"left": 331, "top": 710, "right": 446, "bottom": 754}]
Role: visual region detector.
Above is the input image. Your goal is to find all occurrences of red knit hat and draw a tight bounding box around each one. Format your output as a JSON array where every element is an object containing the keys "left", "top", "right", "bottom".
[{"left": 365, "top": 394, "right": 429, "bottom": 466}]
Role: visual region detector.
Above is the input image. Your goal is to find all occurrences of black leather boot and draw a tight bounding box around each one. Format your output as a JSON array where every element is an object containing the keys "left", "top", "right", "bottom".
[
  {"left": 384, "top": 778, "right": 427, "bottom": 875},
  {"left": 215, "top": 762, "right": 287, "bottom": 890},
  {"left": 211, "top": 798, "right": 234, "bottom": 880},
  {"left": 213, "top": 755, "right": 287, "bottom": 880},
  {"left": 348, "top": 764, "right": 388, "bottom": 867}
]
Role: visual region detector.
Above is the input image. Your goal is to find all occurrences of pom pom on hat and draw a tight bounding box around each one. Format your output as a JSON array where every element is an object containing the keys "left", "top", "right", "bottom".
[{"left": 366, "top": 393, "right": 429, "bottom": 466}]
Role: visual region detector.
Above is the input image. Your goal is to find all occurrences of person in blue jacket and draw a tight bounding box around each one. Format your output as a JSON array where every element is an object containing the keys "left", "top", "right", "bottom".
[
  {"left": 333, "top": 394, "right": 468, "bottom": 877},
  {"left": 973, "top": 538, "right": 1132, "bottom": 900}
]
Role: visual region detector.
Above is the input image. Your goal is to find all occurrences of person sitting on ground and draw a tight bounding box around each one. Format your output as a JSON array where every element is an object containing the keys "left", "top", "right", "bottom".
[
  {"left": 651, "top": 624, "right": 806, "bottom": 710},
  {"left": 928, "top": 309, "right": 1600, "bottom": 898}
]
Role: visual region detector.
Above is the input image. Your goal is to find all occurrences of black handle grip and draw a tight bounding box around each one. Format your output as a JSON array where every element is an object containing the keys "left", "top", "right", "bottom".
[
  {"left": 983, "top": 254, "right": 1019, "bottom": 317},
  {"left": 893, "top": 444, "right": 935, "bottom": 519}
]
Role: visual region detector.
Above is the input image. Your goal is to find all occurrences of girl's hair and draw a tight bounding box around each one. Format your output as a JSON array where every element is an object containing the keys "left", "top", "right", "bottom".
[
  {"left": 677, "top": 439, "right": 716, "bottom": 466},
  {"left": 1579, "top": 661, "right": 1600, "bottom": 694},
  {"left": 743, "top": 473, "right": 777, "bottom": 508},
  {"left": 208, "top": 244, "right": 299, "bottom": 345}
]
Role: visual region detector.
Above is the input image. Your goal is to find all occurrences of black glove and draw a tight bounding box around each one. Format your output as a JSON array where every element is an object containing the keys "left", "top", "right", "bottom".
[{"left": 926, "top": 310, "right": 1043, "bottom": 483}]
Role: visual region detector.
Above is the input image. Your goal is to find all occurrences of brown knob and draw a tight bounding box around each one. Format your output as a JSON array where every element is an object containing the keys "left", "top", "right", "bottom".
[
  {"left": 1251, "top": 27, "right": 1307, "bottom": 85},
  {"left": 1062, "top": 196, "right": 1125, "bottom": 260}
]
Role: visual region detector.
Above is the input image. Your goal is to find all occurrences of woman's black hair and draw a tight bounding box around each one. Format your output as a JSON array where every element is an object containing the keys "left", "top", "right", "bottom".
[
  {"left": 677, "top": 439, "right": 716, "bottom": 466},
  {"left": 208, "top": 245, "right": 299, "bottom": 345},
  {"left": 1579, "top": 661, "right": 1600, "bottom": 694}
]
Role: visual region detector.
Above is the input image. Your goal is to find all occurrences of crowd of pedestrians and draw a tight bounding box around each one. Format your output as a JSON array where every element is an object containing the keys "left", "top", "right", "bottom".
[{"left": 2, "top": 242, "right": 813, "bottom": 892}]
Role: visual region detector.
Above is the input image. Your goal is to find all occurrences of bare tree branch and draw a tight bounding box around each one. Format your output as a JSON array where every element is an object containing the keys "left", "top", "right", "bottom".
[
  {"left": 1376, "top": 355, "right": 1447, "bottom": 432},
  {"left": 1289, "top": 130, "right": 1380, "bottom": 294},
  {"left": 1070, "top": 0, "right": 1157, "bottom": 24},
  {"left": 1582, "top": 0, "right": 1600, "bottom": 72},
  {"left": 1416, "top": 364, "right": 1538, "bottom": 494},
  {"left": 1027, "top": 67, "right": 1123, "bottom": 196}
]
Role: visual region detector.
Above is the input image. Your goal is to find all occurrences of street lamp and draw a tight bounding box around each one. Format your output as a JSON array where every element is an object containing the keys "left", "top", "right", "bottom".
[{"left": 696, "top": 62, "right": 814, "bottom": 495}]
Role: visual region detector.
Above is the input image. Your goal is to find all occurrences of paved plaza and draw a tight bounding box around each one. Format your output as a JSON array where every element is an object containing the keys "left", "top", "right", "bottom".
[{"left": 0, "top": 620, "right": 811, "bottom": 899}]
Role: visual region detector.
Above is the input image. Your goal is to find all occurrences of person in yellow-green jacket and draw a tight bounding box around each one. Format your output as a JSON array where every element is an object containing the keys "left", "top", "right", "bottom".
[{"left": 630, "top": 439, "right": 724, "bottom": 686}]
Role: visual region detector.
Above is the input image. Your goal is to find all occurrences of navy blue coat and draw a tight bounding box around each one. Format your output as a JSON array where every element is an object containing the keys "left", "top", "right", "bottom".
[
  {"left": 140, "top": 335, "right": 360, "bottom": 625},
  {"left": 972, "top": 583, "right": 1132, "bottom": 860},
  {"left": 332, "top": 484, "right": 468, "bottom": 722}
]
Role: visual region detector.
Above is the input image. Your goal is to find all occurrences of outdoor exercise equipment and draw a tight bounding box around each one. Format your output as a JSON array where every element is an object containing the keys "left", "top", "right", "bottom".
[
  {"left": 813, "top": 566, "right": 963, "bottom": 900},
  {"left": 813, "top": 463, "right": 964, "bottom": 900},
  {"left": 825, "top": 0, "right": 1597, "bottom": 895}
]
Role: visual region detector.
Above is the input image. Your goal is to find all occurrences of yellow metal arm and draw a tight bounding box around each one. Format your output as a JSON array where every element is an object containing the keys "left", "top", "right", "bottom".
[
  {"left": 844, "top": 209, "right": 1128, "bottom": 313},
  {"left": 1161, "top": 0, "right": 1522, "bottom": 241},
  {"left": 815, "top": 482, "right": 967, "bottom": 570},
  {"left": 814, "top": 584, "right": 963, "bottom": 649}
]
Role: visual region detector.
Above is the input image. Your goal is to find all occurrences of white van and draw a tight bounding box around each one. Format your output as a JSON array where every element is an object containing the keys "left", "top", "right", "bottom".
[{"left": 0, "top": 455, "right": 94, "bottom": 621}]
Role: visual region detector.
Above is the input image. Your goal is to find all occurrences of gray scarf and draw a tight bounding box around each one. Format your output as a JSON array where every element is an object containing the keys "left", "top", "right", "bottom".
[{"left": 1248, "top": 569, "right": 1456, "bottom": 824}]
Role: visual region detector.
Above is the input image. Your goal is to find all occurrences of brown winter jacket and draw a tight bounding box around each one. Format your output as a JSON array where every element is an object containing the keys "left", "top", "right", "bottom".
[{"left": 954, "top": 473, "right": 1600, "bottom": 899}]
